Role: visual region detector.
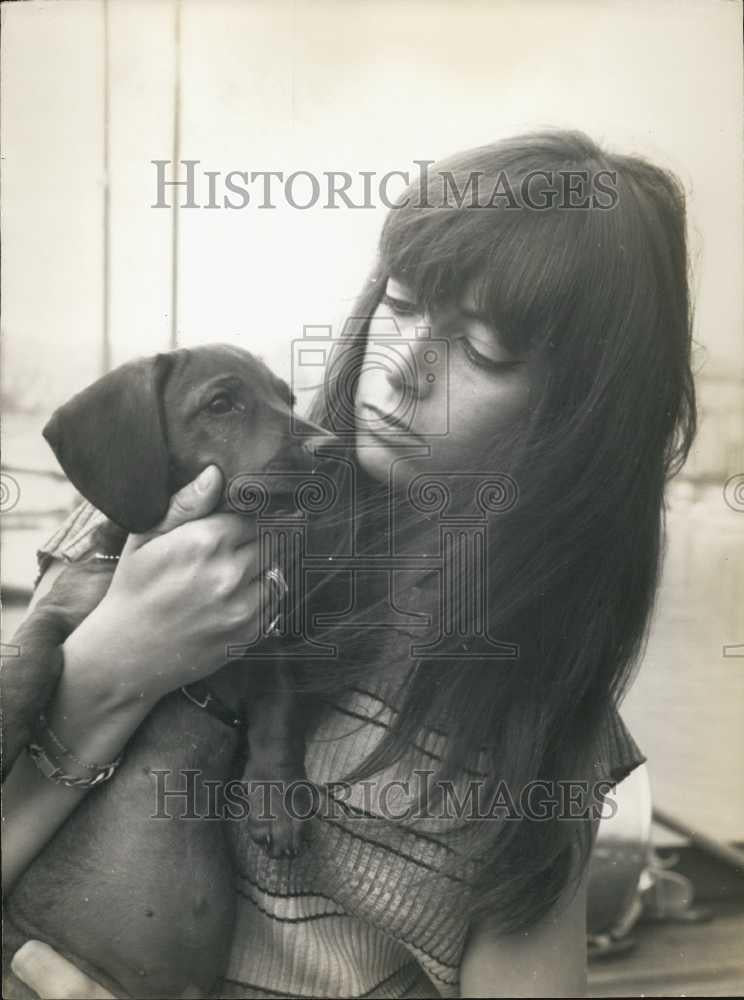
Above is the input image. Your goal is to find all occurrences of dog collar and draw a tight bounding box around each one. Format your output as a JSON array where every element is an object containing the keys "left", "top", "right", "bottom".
[{"left": 181, "top": 682, "right": 246, "bottom": 729}]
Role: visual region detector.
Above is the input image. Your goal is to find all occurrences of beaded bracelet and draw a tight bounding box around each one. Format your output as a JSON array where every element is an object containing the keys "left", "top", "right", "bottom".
[
  {"left": 38, "top": 713, "right": 120, "bottom": 773},
  {"left": 27, "top": 742, "right": 121, "bottom": 789},
  {"left": 27, "top": 714, "right": 122, "bottom": 789}
]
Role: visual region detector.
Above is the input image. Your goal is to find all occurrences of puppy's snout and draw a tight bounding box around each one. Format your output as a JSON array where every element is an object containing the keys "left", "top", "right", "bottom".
[{"left": 266, "top": 439, "right": 317, "bottom": 474}]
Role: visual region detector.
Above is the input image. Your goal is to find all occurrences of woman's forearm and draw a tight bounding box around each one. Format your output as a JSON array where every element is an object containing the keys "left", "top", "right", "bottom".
[
  {"left": 2, "top": 627, "right": 156, "bottom": 894},
  {"left": 3, "top": 471, "right": 264, "bottom": 896}
]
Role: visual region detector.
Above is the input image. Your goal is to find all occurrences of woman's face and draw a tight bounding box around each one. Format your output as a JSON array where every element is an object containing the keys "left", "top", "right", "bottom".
[{"left": 353, "top": 275, "right": 533, "bottom": 487}]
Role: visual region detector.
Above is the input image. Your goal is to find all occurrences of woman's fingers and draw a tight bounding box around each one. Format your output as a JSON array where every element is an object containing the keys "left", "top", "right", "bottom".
[
  {"left": 196, "top": 512, "right": 260, "bottom": 551},
  {"left": 10, "top": 941, "right": 116, "bottom": 999},
  {"left": 66, "top": 464, "right": 296, "bottom": 698},
  {"left": 123, "top": 464, "right": 223, "bottom": 553}
]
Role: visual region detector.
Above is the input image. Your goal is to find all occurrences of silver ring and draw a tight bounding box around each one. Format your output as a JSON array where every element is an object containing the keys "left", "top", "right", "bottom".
[
  {"left": 264, "top": 566, "right": 288, "bottom": 636},
  {"left": 264, "top": 566, "right": 289, "bottom": 599}
]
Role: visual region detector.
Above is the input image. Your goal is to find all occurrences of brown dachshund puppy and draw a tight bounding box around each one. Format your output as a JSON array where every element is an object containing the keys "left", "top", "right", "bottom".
[{"left": 2, "top": 344, "right": 322, "bottom": 999}]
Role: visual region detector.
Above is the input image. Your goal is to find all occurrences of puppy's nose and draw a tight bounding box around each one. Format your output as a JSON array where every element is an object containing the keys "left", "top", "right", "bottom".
[{"left": 266, "top": 440, "right": 316, "bottom": 473}]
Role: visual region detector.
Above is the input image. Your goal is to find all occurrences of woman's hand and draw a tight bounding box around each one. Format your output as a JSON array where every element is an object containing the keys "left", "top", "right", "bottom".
[
  {"left": 10, "top": 941, "right": 201, "bottom": 999},
  {"left": 64, "top": 464, "right": 267, "bottom": 708},
  {"left": 2, "top": 466, "right": 270, "bottom": 892},
  {"left": 10, "top": 941, "right": 115, "bottom": 999}
]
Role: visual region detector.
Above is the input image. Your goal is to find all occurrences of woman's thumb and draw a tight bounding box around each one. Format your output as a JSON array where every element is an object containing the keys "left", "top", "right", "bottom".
[{"left": 125, "top": 465, "right": 223, "bottom": 550}]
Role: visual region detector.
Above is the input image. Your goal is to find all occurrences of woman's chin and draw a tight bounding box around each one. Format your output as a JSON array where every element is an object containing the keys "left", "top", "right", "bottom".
[{"left": 354, "top": 431, "right": 395, "bottom": 482}]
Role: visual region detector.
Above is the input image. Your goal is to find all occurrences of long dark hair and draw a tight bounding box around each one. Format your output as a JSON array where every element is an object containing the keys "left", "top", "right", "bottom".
[{"left": 307, "top": 130, "right": 696, "bottom": 930}]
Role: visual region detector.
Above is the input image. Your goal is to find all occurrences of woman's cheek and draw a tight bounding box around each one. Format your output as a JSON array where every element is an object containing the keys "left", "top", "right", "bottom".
[{"left": 443, "top": 369, "right": 531, "bottom": 465}]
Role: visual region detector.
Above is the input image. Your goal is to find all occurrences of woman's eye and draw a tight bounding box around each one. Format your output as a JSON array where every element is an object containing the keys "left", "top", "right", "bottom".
[
  {"left": 457, "top": 336, "right": 523, "bottom": 374},
  {"left": 381, "top": 293, "right": 420, "bottom": 318},
  {"left": 206, "top": 393, "right": 235, "bottom": 415}
]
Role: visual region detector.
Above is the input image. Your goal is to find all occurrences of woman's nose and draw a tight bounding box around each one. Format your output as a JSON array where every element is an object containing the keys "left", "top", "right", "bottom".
[{"left": 383, "top": 328, "right": 437, "bottom": 401}]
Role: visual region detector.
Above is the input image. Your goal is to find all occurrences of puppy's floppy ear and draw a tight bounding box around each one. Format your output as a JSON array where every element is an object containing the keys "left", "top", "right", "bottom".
[{"left": 43, "top": 354, "right": 174, "bottom": 533}]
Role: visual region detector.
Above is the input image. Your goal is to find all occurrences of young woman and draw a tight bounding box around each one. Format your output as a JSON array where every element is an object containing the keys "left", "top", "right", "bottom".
[{"left": 4, "top": 130, "right": 695, "bottom": 998}]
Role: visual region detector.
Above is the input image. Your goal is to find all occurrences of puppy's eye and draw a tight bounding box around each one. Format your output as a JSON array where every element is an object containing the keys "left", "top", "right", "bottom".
[{"left": 206, "top": 392, "right": 235, "bottom": 415}]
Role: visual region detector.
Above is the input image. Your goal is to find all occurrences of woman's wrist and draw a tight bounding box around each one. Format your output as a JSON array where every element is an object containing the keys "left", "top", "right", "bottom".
[
  {"left": 39, "top": 613, "right": 161, "bottom": 777},
  {"left": 60, "top": 600, "right": 163, "bottom": 715},
  {"left": 1, "top": 605, "right": 158, "bottom": 894}
]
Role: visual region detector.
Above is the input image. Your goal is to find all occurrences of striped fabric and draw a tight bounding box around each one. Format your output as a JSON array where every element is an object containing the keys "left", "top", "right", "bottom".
[
  {"left": 221, "top": 683, "right": 643, "bottom": 1000},
  {"left": 37, "top": 502, "right": 645, "bottom": 999},
  {"left": 35, "top": 499, "right": 111, "bottom": 583}
]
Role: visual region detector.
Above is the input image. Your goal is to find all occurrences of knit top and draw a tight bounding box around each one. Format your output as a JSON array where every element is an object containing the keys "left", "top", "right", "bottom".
[{"left": 38, "top": 501, "right": 645, "bottom": 999}]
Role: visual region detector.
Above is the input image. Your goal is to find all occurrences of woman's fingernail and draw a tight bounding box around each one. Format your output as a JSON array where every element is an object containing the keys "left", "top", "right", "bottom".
[
  {"left": 195, "top": 465, "right": 217, "bottom": 493},
  {"left": 11, "top": 940, "right": 40, "bottom": 980}
]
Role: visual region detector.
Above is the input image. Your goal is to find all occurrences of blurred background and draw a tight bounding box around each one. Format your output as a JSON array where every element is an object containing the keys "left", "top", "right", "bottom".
[{"left": 2, "top": 1, "right": 743, "bottom": 993}]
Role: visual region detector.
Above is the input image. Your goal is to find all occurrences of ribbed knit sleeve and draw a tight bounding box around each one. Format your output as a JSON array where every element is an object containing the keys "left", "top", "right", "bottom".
[{"left": 592, "top": 706, "right": 647, "bottom": 787}]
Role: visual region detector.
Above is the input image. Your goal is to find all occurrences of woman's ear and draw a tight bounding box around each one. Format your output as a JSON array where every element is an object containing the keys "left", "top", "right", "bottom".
[{"left": 43, "top": 354, "right": 174, "bottom": 533}]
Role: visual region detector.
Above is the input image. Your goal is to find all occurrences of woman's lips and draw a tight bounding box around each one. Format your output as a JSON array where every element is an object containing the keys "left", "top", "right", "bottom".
[{"left": 357, "top": 404, "right": 426, "bottom": 446}]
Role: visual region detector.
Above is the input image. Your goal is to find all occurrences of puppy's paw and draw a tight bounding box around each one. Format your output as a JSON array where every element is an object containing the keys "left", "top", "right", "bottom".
[{"left": 242, "top": 767, "right": 317, "bottom": 859}]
